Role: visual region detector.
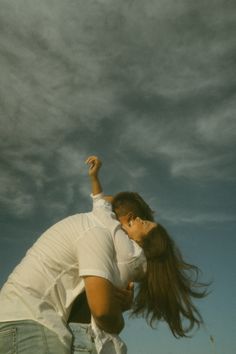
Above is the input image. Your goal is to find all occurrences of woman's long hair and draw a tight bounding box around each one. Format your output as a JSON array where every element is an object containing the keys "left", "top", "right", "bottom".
[{"left": 132, "top": 224, "right": 209, "bottom": 337}]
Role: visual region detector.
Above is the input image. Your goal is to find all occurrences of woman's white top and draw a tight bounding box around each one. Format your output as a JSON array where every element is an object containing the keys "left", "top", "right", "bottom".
[{"left": 0, "top": 193, "right": 146, "bottom": 351}]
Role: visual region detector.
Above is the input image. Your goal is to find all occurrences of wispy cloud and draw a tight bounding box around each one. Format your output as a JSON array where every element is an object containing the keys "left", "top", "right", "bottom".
[
  {"left": 157, "top": 207, "right": 236, "bottom": 225},
  {"left": 0, "top": 0, "right": 235, "bottom": 221},
  {"left": 120, "top": 100, "right": 236, "bottom": 180},
  {"left": 196, "top": 98, "right": 236, "bottom": 146},
  {"left": 0, "top": 170, "right": 35, "bottom": 217}
]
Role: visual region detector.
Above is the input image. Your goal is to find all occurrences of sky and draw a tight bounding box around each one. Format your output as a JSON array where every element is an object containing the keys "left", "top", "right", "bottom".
[{"left": 0, "top": 0, "right": 236, "bottom": 353}]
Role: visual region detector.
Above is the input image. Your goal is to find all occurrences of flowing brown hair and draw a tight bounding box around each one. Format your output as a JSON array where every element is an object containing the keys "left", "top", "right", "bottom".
[
  {"left": 112, "top": 192, "right": 209, "bottom": 337},
  {"left": 132, "top": 224, "right": 209, "bottom": 337}
]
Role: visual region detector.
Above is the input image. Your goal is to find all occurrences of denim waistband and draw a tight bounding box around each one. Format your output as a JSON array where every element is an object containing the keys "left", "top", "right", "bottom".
[{"left": 68, "top": 322, "right": 95, "bottom": 339}]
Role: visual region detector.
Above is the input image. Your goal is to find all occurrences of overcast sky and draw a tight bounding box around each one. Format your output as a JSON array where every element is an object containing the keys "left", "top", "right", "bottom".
[{"left": 1, "top": 1, "right": 236, "bottom": 353}]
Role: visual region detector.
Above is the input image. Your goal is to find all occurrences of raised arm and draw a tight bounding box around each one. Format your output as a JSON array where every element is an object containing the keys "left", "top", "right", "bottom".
[
  {"left": 86, "top": 155, "right": 113, "bottom": 202},
  {"left": 83, "top": 156, "right": 124, "bottom": 333},
  {"left": 85, "top": 156, "right": 103, "bottom": 196}
]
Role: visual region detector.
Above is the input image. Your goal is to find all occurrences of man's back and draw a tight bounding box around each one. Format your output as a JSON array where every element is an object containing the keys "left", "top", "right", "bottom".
[{"left": 0, "top": 210, "right": 116, "bottom": 346}]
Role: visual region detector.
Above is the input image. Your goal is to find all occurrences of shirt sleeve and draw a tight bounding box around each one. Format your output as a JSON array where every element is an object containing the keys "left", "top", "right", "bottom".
[
  {"left": 91, "top": 193, "right": 112, "bottom": 213},
  {"left": 91, "top": 193, "right": 121, "bottom": 231},
  {"left": 89, "top": 193, "right": 147, "bottom": 284},
  {"left": 91, "top": 194, "right": 146, "bottom": 265},
  {"left": 76, "top": 226, "right": 119, "bottom": 285}
]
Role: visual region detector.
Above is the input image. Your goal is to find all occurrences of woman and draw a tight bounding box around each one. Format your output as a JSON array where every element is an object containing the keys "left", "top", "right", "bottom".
[
  {"left": 69, "top": 156, "right": 208, "bottom": 353},
  {"left": 112, "top": 196, "right": 208, "bottom": 338}
]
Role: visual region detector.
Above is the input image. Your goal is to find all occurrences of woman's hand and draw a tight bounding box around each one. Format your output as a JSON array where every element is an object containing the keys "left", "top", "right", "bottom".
[
  {"left": 85, "top": 156, "right": 102, "bottom": 177},
  {"left": 114, "top": 282, "right": 134, "bottom": 312},
  {"left": 85, "top": 156, "right": 103, "bottom": 195}
]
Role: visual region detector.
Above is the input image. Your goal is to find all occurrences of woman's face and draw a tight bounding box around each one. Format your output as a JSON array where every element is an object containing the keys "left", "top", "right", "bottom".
[{"left": 122, "top": 217, "right": 157, "bottom": 244}]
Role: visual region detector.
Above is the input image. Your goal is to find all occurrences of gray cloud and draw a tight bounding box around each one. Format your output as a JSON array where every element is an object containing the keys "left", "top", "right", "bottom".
[
  {"left": 0, "top": 0, "right": 235, "bottom": 223},
  {"left": 154, "top": 202, "right": 236, "bottom": 225},
  {"left": 120, "top": 107, "right": 236, "bottom": 180},
  {"left": 0, "top": 170, "right": 35, "bottom": 217}
]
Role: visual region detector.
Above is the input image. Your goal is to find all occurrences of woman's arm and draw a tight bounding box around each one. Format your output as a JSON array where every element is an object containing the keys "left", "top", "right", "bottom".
[
  {"left": 85, "top": 156, "right": 114, "bottom": 202},
  {"left": 85, "top": 156, "right": 103, "bottom": 196}
]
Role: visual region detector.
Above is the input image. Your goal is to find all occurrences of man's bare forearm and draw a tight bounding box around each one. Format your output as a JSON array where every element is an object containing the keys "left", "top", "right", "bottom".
[
  {"left": 84, "top": 276, "right": 125, "bottom": 334},
  {"left": 94, "top": 311, "right": 124, "bottom": 334}
]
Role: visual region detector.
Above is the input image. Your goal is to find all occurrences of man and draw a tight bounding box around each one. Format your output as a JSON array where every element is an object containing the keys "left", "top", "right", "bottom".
[
  {"left": 0, "top": 156, "right": 154, "bottom": 354},
  {"left": 0, "top": 158, "right": 131, "bottom": 353}
]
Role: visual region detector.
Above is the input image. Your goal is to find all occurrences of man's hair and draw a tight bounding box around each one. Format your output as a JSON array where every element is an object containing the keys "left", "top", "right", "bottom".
[{"left": 112, "top": 192, "right": 154, "bottom": 221}]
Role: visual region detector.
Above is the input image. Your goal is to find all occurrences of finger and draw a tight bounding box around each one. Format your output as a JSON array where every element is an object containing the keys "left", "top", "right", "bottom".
[
  {"left": 88, "top": 158, "right": 101, "bottom": 169},
  {"left": 85, "top": 156, "right": 98, "bottom": 164},
  {"left": 114, "top": 289, "right": 129, "bottom": 300},
  {"left": 86, "top": 160, "right": 97, "bottom": 171}
]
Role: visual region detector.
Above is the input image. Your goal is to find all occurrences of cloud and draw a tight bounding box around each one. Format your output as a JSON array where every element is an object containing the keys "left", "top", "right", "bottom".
[
  {"left": 0, "top": 0, "right": 125, "bottom": 149},
  {"left": 0, "top": 170, "right": 35, "bottom": 217},
  {"left": 119, "top": 95, "right": 236, "bottom": 180},
  {"left": 98, "top": 0, "right": 236, "bottom": 101},
  {"left": 56, "top": 146, "right": 88, "bottom": 178},
  {"left": 196, "top": 98, "right": 236, "bottom": 146},
  {"left": 148, "top": 193, "right": 236, "bottom": 225},
  {"left": 156, "top": 206, "right": 236, "bottom": 225},
  {"left": 0, "top": 0, "right": 235, "bottom": 221}
]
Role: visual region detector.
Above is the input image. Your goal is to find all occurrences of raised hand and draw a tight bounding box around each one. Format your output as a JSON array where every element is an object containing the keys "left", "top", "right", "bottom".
[{"left": 85, "top": 156, "right": 102, "bottom": 177}]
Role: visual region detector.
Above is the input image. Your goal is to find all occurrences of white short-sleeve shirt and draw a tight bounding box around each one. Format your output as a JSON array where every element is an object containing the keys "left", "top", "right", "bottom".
[
  {"left": 90, "top": 193, "right": 147, "bottom": 285},
  {"left": 0, "top": 194, "right": 146, "bottom": 347}
]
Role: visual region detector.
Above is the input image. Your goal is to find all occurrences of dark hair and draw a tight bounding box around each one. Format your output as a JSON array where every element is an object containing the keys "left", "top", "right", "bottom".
[
  {"left": 132, "top": 224, "right": 209, "bottom": 337},
  {"left": 112, "top": 192, "right": 154, "bottom": 221}
]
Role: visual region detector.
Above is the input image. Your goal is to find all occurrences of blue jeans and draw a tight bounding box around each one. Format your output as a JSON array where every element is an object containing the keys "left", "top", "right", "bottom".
[
  {"left": 0, "top": 320, "right": 70, "bottom": 354},
  {"left": 69, "top": 323, "right": 97, "bottom": 354}
]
